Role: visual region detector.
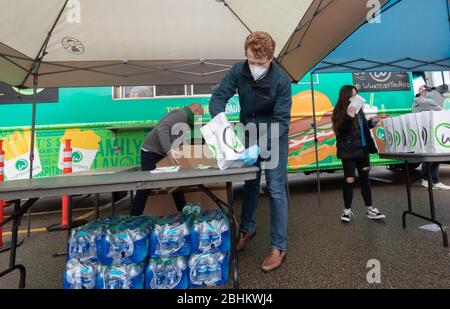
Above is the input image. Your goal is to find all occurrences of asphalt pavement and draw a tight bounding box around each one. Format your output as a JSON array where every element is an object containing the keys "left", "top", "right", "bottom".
[{"left": 1, "top": 165, "right": 450, "bottom": 289}]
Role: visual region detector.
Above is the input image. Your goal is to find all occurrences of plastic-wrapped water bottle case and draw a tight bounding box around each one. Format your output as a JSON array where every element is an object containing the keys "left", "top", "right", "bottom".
[{"left": 64, "top": 204, "right": 231, "bottom": 289}]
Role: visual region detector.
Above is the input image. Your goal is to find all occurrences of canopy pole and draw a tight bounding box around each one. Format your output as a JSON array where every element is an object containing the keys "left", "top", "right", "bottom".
[
  {"left": 29, "top": 74, "right": 38, "bottom": 180},
  {"left": 441, "top": 71, "right": 448, "bottom": 91},
  {"left": 221, "top": 0, "right": 252, "bottom": 33},
  {"left": 25, "top": 0, "right": 68, "bottom": 237},
  {"left": 310, "top": 73, "right": 321, "bottom": 207},
  {"left": 26, "top": 72, "right": 39, "bottom": 238}
]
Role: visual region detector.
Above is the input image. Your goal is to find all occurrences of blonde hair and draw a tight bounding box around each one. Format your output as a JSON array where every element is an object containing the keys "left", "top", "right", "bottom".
[{"left": 244, "top": 31, "right": 275, "bottom": 60}]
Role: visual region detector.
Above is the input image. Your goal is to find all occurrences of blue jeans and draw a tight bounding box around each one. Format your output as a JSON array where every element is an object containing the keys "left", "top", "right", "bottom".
[
  {"left": 239, "top": 140, "right": 289, "bottom": 250},
  {"left": 421, "top": 162, "right": 440, "bottom": 184}
]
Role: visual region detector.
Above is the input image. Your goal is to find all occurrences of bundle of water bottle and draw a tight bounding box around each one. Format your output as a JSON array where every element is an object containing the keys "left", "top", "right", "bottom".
[{"left": 63, "top": 203, "right": 231, "bottom": 289}]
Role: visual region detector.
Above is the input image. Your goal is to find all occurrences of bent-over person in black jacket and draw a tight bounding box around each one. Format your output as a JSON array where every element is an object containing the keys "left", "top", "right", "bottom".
[{"left": 131, "top": 103, "right": 204, "bottom": 216}]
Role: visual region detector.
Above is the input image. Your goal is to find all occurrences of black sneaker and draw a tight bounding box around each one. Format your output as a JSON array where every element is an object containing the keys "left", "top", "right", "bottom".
[
  {"left": 367, "top": 207, "right": 386, "bottom": 220},
  {"left": 340, "top": 209, "right": 355, "bottom": 222}
]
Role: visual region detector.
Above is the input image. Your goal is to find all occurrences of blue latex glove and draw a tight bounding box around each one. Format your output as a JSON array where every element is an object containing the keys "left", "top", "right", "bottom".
[{"left": 238, "top": 144, "right": 260, "bottom": 165}]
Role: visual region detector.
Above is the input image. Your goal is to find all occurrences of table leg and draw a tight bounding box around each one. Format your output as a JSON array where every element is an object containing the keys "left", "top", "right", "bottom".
[
  {"left": 401, "top": 161, "right": 448, "bottom": 248},
  {"left": 427, "top": 164, "right": 435, "bottom": 220},
  {"left": 67, "top": 195, "right": 73, "bottom": 238},
  {"left": 95, "top": 193, "right": 100, "bottom": 220},
  {"left": 426, "top": 164, "right": 448, "bottom": 247},
  {"left": 402, "top": 161, "right": 412, "bottom": 228},
  {"left": 226, "top": 182, "right": 239, "bottom": 289},
  {"left": 0, "top": 199, "right": 24, "bottom": 253},
  {"left": 26, "top": 207, "right": 32, "bottom": 238},
  {"left": 111, "top": 193, "right": 116, "bottom": 216},
  {"left": 53, "top": 196, "right": 75, "bottom": 258},
  {"left": 47, "top": 194, "right": 86, "bottom": 232},
  {"left": 129, "top": 190, "right": 134, "bottom": 212},
  {"left": 0, "top": 200, "right": 26, "bottom": 288}
]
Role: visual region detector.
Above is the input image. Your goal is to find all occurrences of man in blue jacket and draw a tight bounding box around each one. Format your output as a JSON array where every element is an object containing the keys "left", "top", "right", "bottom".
[{"left": 209, "top": 31, "right": 292, "bottom": 272}]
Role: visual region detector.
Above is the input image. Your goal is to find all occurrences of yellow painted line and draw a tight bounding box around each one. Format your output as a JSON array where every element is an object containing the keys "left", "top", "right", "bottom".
[
  {"left": 74, "top": 209, "right": 97, "bottom": 221},
  {"left": 1, "top": 201, "right": 121, "bottom": 237},
  {"left": 1, "top": 210, "right": 97, "bottom": 237},
  {"left": 3, "top": 227, "right": 47, "bottom": 236},
  {"left": 74, "top": 201, "right": 115, "bottom": 221}
]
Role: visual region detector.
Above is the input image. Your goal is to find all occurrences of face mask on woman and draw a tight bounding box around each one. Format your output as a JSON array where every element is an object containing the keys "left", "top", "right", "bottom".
[{"left": 426, "top": 91, "right": 434, "bottom": 99}]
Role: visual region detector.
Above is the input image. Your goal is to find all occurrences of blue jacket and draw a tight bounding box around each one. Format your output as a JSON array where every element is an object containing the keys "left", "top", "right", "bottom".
[{"left": 209, "top": 61, "right": 292, "bottom": 145}]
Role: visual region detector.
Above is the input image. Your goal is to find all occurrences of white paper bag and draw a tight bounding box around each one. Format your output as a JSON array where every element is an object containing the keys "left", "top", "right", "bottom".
[
  {"left": 404, "top": 113, "right": 420, "bottom": 153},
  {"left": 399, "top": 115, "right": 412, "bottom": 152},
  {"left": 415, "top": 111, "right": 432, "bottom": 153},
  {"left": 429, "top": 110, "right": 450, "bottom": 153},
  {"left": 200, "top": 112, "right": 245, "bottom": 170},
  {"left": 391, "top": 117, "right": 405, "bottom": 152},
  {"left": 383, "top": 117, "right": 394, "bottom": 153}
]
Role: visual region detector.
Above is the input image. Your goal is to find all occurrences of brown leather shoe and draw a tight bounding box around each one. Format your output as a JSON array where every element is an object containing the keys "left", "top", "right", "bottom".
[
  {"left": 236, "top": 231, "right": 256, "bottom": 252},
  {"left": 261, "top": 247, "right": 286, "bottom": 273}
]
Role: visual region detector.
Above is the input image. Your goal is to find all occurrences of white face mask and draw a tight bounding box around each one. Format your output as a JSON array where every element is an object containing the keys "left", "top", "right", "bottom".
[{"left": 249, "top": 64, "right": 268, "bottom": 81}]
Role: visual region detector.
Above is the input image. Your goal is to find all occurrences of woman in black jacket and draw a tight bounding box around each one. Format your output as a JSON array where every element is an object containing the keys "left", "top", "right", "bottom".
[{"left": 332, "top": 85, "right": 386, "bottom": 222}]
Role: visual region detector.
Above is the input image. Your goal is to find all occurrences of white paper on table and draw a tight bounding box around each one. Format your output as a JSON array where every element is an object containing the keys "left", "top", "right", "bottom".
[
  {"left": 194, "top": 164, "right": 211, "bottom": 170},
  {"left": 150, "top": 166, "right": 180, "bottom": 174},
  {"left": 419, "top": 223, "right": 444, "bottom": 233}
]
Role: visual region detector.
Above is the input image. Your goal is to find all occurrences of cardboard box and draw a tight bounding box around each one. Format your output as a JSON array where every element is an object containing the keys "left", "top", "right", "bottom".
[
  {"left": 143, "top": 185, "right": 227, "bottom": 216},
  {"left": 143, "top": 144, "right": 226, "bottom": 216}
]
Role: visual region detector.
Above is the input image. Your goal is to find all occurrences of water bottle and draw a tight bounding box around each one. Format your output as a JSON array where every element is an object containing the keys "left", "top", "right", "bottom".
[
  {"left": 150, "top": 213, "right": 190, "bottom": 257},
  {"left": 96, "top": 263, "right": 145, "bottom": 289},
  {"left": 101, "top": 216, "right": 153, "bottom": 265},
  {"left": 152, "top": 259, "right": 166, "bottom": 288},
  {"left": 63, "top": 259, "right": 97, "bottom": 289},
  {"left": 182, "top": 203, "right": 202, "bottom": 222},
  {"left": 164, "top": 259, "right": 179, "bottom": 288},
  {"left": 145, "top": 257, "right": 188, "bottom": 289},
  {"left": 191, "top": 209, "right": 230, "bottom": 254},
  {"left": 68, "top": 223, "right": 103, "bottom": 262},
  {"left": 191, "top": 203, "right": 202, "bottom": 217},
  {"left": 188, "top": 252, "right": 229, "bottom": 287},
  {"left": 182, "top": 204, "right": 193, "bottom": 217},
  {"left": 67, "top": 216, "right": 125, "bottom": 262}
]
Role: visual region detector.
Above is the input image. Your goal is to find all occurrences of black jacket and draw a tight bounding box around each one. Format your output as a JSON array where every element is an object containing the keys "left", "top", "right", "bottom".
[
  {"left": 335, "top": 110, "right": 378, "bottom": 160},
  {"left": 209, "top": 61, "right": 292, "bottom": 147}
]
